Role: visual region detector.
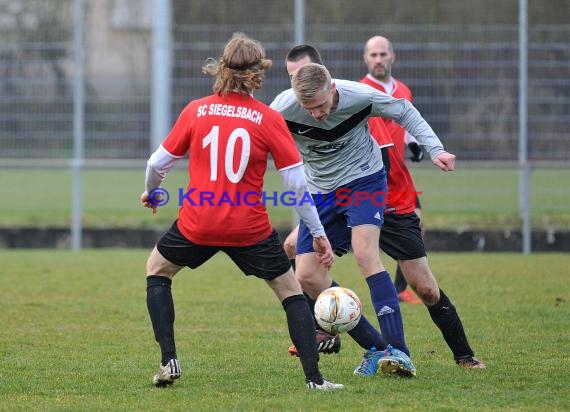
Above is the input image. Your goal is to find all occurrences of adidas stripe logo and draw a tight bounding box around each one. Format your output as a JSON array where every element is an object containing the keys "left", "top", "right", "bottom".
[{"left": 377, "top": 305, "right": 395, "bottom": 316}]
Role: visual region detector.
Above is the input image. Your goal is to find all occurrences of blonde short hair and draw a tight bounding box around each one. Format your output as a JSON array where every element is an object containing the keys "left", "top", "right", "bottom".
[
  {"left": 202, "top": 32, "right": 272, "bottom": 96},
  {"left": 291, "top": 63, "right": 331, "bottom": 105}
]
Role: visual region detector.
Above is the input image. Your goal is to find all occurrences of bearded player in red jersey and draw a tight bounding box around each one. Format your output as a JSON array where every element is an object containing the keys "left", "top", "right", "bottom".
[
  {"left": 361, "top": 35, "right": 485, "bottom": 369},
  {"left": 140, "top": 33, "right": 343, "bottom": 391}
]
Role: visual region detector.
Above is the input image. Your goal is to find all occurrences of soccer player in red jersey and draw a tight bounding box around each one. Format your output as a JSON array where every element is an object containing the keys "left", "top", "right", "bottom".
[
  {"left": 140, "top": 33, "right": 343, "bottom": 391},
  {"left": 362, "top": 35, "right": 485, "bottom": 369}
]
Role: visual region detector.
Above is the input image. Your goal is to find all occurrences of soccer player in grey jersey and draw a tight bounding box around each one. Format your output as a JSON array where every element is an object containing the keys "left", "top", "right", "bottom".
[
  {"left": 271, "top": 63, "right": 456, "bottom": 377},
  {"left": 271, "top": 77, "right": 450, "bottom": 194}
]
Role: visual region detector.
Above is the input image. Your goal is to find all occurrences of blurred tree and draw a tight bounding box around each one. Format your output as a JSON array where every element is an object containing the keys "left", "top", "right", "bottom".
[{"left": 0, "top": 0, "right": 71, "bottom": 97}]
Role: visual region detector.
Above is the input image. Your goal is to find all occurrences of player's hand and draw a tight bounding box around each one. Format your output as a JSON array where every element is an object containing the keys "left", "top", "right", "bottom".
[
  {"left": 140, "top": 191, "right": 158, "bottom": 215},
  {"left": 408, "top": 142, "right": 424, "bottom": 162},
  {"left": 432, "top": 152, "right": 456, "bottom": 172},
  {"left": 312, "top": 236, "right": 335, "bottom": 269}
]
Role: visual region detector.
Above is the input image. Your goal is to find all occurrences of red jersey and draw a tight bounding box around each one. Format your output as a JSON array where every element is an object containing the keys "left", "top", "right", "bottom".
[
  {"left": 360, "top": 76, "right": 418, "bottom": 214},
  {"left": 162, "top": 92, "right": 302, "bottom": 246}
]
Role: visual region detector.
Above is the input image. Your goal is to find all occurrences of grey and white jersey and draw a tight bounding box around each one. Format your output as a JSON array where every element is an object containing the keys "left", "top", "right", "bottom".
[{"left": 270, "top": 79, "right": 445, "bottom": 193}]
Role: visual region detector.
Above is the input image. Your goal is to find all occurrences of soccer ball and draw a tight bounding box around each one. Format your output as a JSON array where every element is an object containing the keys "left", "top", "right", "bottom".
[{"left": 314, "top": 287, "right": 362, "bottom": 334}]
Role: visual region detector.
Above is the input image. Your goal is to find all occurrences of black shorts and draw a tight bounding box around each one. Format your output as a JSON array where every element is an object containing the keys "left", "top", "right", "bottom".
[
  {"left": 380, "top": 213, "right": 426, "bottom": 261},
  {"left": 156, "top": 221, "right": 292, "bottom": 280}
]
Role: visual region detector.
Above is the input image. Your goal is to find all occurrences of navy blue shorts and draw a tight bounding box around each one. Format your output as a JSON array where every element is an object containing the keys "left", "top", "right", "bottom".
[{"left": 296, "top": 169, "right": 387, "bottom": 254}]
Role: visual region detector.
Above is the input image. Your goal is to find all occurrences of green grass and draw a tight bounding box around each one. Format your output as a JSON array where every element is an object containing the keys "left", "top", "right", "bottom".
[
  {"left": 410, "top": 165, "right": 570, "bottom": 230},
  {"left": 0, "top": 166, "right": 569, "bottom": 230},
  {"left": 1, "top": 250, "right": 569, "bottom": 411}
]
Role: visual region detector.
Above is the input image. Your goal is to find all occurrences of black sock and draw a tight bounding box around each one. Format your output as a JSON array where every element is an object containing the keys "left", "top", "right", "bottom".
[
  {"left": 427, "top": 289, "right": 474, "bottom": 359},
  {"left": 146, "top": 276, "right": 177, "bottom": 365},
  {"left": 282, "top": 294, "right": 323, "bottom": 384},
  {"left": 347, "top": 314, "right": 387, "bottom": 351},
  {"left": 303, "top": 291, "right": 318, "bottom": 329},
  {"left": 394, "top": 265, "right": 408, "bottom": 293}
]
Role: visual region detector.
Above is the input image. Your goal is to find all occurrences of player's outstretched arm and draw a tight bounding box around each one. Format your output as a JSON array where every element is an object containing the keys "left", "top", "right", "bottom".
[{"left": 432, "top": 152, "right": 456, "bottom": 172}]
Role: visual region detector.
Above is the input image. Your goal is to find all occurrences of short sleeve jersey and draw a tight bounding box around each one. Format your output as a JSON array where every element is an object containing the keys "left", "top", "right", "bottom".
[
  {"left": 162, "top": 92, "right": 302, "bottom": 246},
  {"left": 361, "top": 76, "right": 418, "bottom": 214}
]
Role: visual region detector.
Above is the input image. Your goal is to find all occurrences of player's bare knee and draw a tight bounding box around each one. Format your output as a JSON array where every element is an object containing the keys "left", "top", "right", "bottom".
[
  {"left": 413, "top": 283, "right": 438, "bottom": 305},
  {"left": 352, "top": 249, "right": 378, "bottom": 274},
  {"left": 295, "top": 270, "right": 315, "bottom": 289},
  {"left": 294, "top": 272, "right": 322, "bottom": 298}
]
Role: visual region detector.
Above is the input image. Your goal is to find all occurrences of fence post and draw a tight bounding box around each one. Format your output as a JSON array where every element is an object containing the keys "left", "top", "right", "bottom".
[
  {"left": 518, "top": 0, "right": 531, "bottom": 254},
  {"left": 151, "top": 0, "right": 172, "bottom": 152},
  {"left": 71, "top": 0, "right": 85, "bottom": 251}
]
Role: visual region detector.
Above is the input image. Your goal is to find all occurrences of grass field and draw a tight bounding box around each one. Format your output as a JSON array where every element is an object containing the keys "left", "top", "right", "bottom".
[
  {"left": 1, "top": 250, "right": 569, "bottom": 411},
  {"left": 1, "top": 166, "right": 569, "bottom": 230}
]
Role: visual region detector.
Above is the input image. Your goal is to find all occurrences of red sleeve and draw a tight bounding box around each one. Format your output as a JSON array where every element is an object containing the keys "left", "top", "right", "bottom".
[{"left": 162, "top": 103, "right": 195, "bottom": 156}]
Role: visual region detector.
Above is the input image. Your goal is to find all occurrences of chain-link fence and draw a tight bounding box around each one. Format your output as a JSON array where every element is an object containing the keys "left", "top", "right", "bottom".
[{"left": 1, "top": 1, "right": 569, "bottom": 162}]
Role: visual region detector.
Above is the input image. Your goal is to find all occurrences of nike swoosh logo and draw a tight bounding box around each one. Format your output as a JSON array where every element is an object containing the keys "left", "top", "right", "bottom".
[{"left": 297, "top": 128, "right": 313, "bottom": 135}]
